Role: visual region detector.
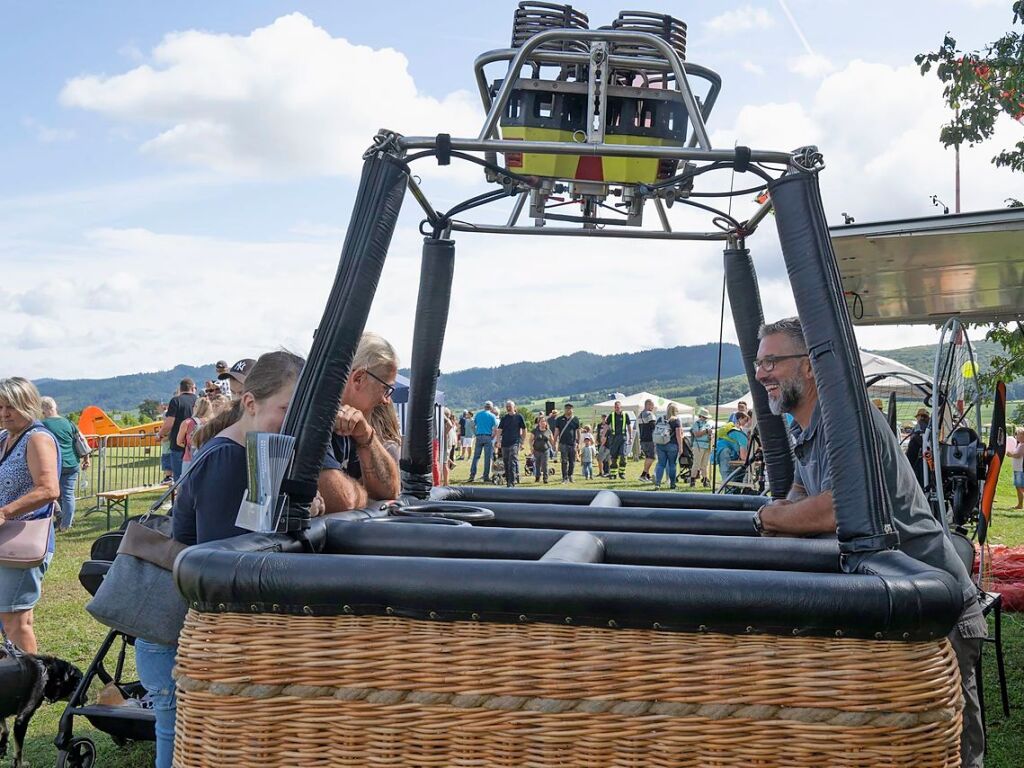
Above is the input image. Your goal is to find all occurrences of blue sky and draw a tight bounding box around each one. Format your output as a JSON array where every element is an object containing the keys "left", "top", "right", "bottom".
[{"left": 3, "top": 1, "right": 1021, "bottom": 379}]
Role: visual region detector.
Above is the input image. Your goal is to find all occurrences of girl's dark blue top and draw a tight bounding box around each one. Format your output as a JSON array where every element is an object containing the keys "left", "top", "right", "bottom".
[{"left": 171, "top": 436, "right": 248, "bottom": 545}]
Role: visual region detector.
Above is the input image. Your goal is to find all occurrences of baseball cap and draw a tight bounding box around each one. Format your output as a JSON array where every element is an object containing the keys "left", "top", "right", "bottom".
[
  {"left": 564, "top": 402, "right": 574, "bottom": 408},
  {"left": 915, "top": 407, "right": 930, "bottom": 418},
  {"left": 215, "top": 360, "right": 228, "bottom": 369},
  {"left": 484, "top": 400, "right": 493, "bottom": 408},
  {"left": 220, "top": 358, "right": 256, "bottom": 384}
]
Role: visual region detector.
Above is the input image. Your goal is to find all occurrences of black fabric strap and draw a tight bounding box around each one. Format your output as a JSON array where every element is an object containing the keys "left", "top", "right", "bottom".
[
  {"left": 734, "top": 145, "right": 751, "bottom": 173},
  {"left": 281, "top": 478, "right": 318, "bottom": 503},
  {"left": 436, "top": 133, "right": 452, "bottom": 166}
]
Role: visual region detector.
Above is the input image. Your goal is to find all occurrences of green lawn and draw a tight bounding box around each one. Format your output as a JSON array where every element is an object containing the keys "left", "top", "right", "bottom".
[{"left": 17, "top": 458, "right": 1024, "bottom": 767}]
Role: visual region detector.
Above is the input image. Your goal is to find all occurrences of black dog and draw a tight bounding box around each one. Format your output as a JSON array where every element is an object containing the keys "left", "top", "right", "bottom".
[{"left": 0, "top": 651, "right": 82, "bottom": 767}]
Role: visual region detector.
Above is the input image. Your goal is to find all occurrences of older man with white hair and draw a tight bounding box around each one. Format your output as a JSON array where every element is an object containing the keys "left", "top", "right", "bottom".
[{"left": 40, "top": 396, "right": 90, "bottom": 531}]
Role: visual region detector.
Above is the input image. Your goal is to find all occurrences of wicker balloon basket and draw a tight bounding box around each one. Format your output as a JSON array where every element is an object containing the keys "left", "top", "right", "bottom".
[{"left": 173, "top": 610, "right": 962, "bottom": 768}]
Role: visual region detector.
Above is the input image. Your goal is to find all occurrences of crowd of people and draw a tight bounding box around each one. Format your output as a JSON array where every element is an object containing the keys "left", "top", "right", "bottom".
[
  {"left": 3, "top": 316, "right": 1021, "bottom": 768},
  {"left": 449, "top": 398, "right": 754, "bottom": 490}
]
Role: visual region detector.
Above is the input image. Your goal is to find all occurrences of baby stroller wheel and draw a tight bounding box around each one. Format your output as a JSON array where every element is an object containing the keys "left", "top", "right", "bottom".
[{"left": 56, "top": 736, "right": 96, "bottom": 768}]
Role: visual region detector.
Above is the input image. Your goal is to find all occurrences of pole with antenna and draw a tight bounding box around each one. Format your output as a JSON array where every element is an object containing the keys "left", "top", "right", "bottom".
[{"left": 955, "top": 107, "right": 961, "bottom": 213}]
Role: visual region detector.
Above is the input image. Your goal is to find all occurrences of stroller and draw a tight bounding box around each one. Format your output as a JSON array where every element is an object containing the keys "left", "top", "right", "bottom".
[
  {"left": 676, "top": 435, "right": 694, "bottom": 485},
  {"left": 55, "top": 522, "right": 156, "bottom": 767},
  {"left": 524, "top": 453, "right": 555, "bottom": 481},
  {"left": 490, "top": 447, "right": 522, "bottom": 486}
]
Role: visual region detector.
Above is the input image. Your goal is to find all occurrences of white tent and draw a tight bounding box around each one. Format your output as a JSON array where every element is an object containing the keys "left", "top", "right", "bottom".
[
  {"left": 593, "top": 391, "right": 693, "bottom": 418},
  {"left": 716, "top": 350, "right": 930, "bottom": 412},
  {"left": 860, "top": 350, "right": 931, "bottom": 398}
]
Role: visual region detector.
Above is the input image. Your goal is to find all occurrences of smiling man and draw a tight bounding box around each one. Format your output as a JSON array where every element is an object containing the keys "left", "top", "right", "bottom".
[{"left": 752, "top": 317, "right": 987, "bottom": 768}]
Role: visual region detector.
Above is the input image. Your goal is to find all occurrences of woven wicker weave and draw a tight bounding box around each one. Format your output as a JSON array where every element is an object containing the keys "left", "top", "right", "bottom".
[{"left": 174, "top": 611, "right": 962, "bottom": 767}]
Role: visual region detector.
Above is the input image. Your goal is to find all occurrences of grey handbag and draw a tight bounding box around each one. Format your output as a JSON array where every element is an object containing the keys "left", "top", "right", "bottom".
[
  {"left": 84, "top": 448, "right": 211, "bottom": 646},
  {"left": 85, "top": 514, "right": 189, "bottom": 646}
]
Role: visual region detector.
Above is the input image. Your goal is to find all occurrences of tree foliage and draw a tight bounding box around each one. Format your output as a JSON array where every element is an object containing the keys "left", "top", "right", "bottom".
[
  {"left": 138, "top": 399, "right": 164, "bottom": 420},
  {"left": 915, "top": 2, "right": 1024, "bottom": 171},
  {"left": 979, "top": 322, "right": 1024, "bottom": 402}
]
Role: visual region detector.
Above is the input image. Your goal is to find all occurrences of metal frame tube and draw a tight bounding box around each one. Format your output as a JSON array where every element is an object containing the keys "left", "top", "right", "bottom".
[
  {"left": 473, "top": 47, "right": 723, "bottom": 124},
  {"left": 399, "top": 136, "right": 792, "bottom": 165},
  {"left": 446, "top": 221, "right": 731, "bottom": 240},
  {"left": 477, "top": 29, "right": 710, "bottom": 149}
]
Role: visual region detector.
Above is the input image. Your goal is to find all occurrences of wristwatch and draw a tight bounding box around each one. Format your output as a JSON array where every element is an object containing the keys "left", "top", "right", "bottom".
[{"left": 752, "top": 505, "right": 766, "bottom": 535}]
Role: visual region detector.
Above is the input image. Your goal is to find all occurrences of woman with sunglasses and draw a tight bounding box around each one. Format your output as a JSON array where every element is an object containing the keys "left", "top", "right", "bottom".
[{"left": 319, "top": 332, "right": 401, "bottom": 510}]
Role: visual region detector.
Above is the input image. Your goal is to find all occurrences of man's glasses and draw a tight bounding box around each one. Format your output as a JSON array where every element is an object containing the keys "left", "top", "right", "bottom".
[
  {"left": 753, "top": 354, "right": 808, "bottom": 372},
  {"left": 364, "top": 369, "right": 396, "bottom": 400}
]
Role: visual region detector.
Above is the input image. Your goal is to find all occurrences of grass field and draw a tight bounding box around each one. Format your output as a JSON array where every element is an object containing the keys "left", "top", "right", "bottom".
[{"left": 15, "top": 453, "right": 1024, "bottom": 767}]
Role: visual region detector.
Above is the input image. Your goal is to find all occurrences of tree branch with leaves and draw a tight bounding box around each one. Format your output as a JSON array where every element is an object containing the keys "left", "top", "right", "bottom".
[{"left": 915, "top": 1, "right": 1024, "bottom": 171}]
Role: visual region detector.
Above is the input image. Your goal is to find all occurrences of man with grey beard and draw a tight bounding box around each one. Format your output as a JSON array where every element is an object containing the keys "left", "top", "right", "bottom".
[{"left": 751, "top": 317, "right": 986, "bottom": 768}]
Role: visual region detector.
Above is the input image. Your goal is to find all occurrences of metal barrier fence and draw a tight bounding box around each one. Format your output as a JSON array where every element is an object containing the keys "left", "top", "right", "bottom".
[{"left": 75, "top": 433, "right": 167, "bottom": 512}]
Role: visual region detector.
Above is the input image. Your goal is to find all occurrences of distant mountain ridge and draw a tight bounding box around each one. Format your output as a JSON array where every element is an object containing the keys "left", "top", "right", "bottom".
[
  {"left": 33, "top": 339, "right": 1016, "bottom": 414},
  {"left": 36, "top": 364, "right": 220, "bottom": 413},
  {"left": 429, "top": 344, "right": 746, "bottom": 407}
]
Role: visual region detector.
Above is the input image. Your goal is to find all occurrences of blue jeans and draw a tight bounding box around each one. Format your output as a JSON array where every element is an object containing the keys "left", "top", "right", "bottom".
[
  {"left": 58, "top": 465, "right": 79, "bottom": 530},
  {"left": 469, "top": 436, "right": 493, "bottom": 481},
  {"left": 655, "top": 443, "right": 679, "bottom": 488},
  {"left": 135, "top": 639, "right": 178, "bottom": 768},
  {"left": 170, "top": 451, "right": 184, "bottom": 482},
  {"left": 717, "top": 455, "right": 738, "bottom": 486}
]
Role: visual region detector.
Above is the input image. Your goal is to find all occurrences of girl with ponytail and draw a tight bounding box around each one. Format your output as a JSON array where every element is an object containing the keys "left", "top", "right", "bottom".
[
  {"left": 137, "top": 349, "right": 321, "bottom": 768},
  {"left": 173, "top": 349, "right": 311, "bottom": 545}
]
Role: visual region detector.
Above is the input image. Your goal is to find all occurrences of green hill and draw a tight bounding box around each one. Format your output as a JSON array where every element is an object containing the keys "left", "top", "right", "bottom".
[
  {"left": 432, "top": 343, "right": 745, "bottom": 407},
  {"left": 32, "top": 338, "right": 1020, "bottom": 415},
  {"left": 35, "top": 364, "right": 220, "bottom": 413}
]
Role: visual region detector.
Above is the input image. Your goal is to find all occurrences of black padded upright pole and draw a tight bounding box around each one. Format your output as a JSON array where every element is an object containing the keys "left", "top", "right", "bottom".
[
  {"left": 723, "top": 246, "right": 794, "bottom": 498},
  {"left": 279, "top": 148, "right": 407, "bottom": 530},
  {"left": 401, "top": 238, "right": 456, "bottom": 499},
  {"left": 769, "top": 169, "right": 898, "bottom": 557}
]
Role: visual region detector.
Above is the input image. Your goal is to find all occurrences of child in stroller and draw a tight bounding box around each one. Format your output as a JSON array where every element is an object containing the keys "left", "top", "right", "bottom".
[
  {"left": 524, "top": 453, "right": 554, "bottom": 482},
  {"left": 490, "top": 449, "right": 506, "bottom": 485}
]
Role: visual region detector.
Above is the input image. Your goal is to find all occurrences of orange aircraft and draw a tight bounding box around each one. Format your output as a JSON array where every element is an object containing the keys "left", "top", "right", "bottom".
[{"left": 77, "top": 405, "right": 163, "bottom": 448}]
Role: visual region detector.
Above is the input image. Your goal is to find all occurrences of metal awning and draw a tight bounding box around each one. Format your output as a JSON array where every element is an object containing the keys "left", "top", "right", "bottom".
[{"left": 829, "top": 207, "right": 1024, "bottom": 325}]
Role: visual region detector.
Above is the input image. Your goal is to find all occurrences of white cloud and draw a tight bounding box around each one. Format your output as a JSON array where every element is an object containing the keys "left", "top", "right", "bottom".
[
  {"left": 21, "top": 117, "right": 75, "bottom": 143},
  {"left": 742, "top": 61, "right": 766, "bottom": 76},
  {"left": 10, "top": 22, "right": 1022, "bottom": 384},
  {"left": 706, "top": 6, "right": 776, "bottom": 34},
  {"left": 59, "top": 13, "right": 482, "bottom": 178},
  {"left": 788, "top": 53, "right": 834, "bottom": 78}
]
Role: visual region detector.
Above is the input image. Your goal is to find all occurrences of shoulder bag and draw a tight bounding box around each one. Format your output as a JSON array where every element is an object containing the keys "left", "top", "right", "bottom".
[
  {"left": 71, "top": 423, "right": 92, "bottom": 459},
  {"left": 85, "top": 449, "right": 211, "bottom": 645},
  {"left": 0, "top": 429, "right": 55, "bottom": 570}
]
